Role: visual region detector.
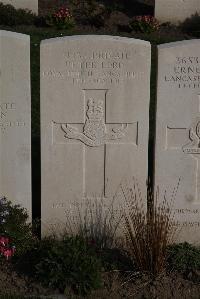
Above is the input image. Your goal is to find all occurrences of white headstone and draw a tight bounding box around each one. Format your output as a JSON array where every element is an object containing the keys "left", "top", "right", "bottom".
[
  {"left": 155, "top": 40, "right": 200, "bottom": 244},
  {"left": 41, "top": 35, "right": 151, "bottom": 235},
  {"left": 1, "top": 0, "right": 38, "bottom": 14},
  {"left": 0, "top": 31, "right": 31, "bottom": 217},
  {"left": 155, "top": 0, "right": 200, "bottom": 24}
]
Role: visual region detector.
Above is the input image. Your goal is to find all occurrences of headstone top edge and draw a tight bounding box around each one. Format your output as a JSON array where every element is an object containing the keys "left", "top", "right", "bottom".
[
  {"left": 41, "top": 35, "right": 151, "bottom": 47},
  {"left": 158, "top": 39, "right": 200, "bottom": 50},
  {"left": 0, "top": 30, "right": 30, "bottom": 41}
]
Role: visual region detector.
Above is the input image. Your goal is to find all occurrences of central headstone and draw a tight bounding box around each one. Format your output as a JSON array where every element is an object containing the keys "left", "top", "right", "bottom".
[
  {"left": 1, "top": 0, "right": 38, "bottom": 14},
  {"left": 155, "top": 0, "right": 200, "bottom": 24},
  {"left": 155, "top": 40, "right": 200, "bottom": 244},
  {"left": 41, "top": 35, "right": 151, "bottom": 235}
]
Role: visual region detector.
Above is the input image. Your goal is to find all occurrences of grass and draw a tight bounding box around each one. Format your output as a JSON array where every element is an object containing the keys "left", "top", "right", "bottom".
[{"left": 64, "top": 196, "right": 122, "bottom": 249}]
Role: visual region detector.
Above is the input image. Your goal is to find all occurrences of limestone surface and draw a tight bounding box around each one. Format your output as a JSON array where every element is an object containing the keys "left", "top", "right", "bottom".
[
  {"left": 155, "top": 40, "right": 200, "bottom": 243},
  {"left": 0, "top": 30, "right": 31, "bottom": 218},
  {"left": 41, "top": 35, "right": 151, "bottom": 235}
]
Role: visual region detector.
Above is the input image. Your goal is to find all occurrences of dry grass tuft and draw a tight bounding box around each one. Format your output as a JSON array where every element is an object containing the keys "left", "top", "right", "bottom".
[
  {"left": 121, "top": 179, "right": 180, "bottom": 275},
  {"left": 65, "top": 196, "right": 122, "bottom": 249}
]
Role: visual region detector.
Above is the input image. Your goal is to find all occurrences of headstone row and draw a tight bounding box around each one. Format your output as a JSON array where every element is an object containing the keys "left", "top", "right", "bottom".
[
  {"left": 2, "top": 0, "right": 200, "bottom": 26},
  {"left": 1, "top": 0, "right": 200, "bottom": 25},
  {"left": 1, "top": 0, "right": 38, "bottom": 14},
  {"left": 1, "top": 30, "right": 200, "bottom": 243},
  {"left": 155, "top": 0, "right": 200, "bottom": 24}
]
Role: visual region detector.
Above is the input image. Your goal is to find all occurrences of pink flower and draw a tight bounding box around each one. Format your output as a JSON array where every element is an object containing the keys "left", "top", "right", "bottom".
[
  {"left": 0, "top": 245, "right": 5, "bottom": 254},
  {"left": 3, "top": 248, "right": 13, "bottom": 260},
  {"left": 0, "top": 235, "right": 16, "bottom": 260},
  {"left": 0, "top": 236, "right": 9, "bottom": 246}
]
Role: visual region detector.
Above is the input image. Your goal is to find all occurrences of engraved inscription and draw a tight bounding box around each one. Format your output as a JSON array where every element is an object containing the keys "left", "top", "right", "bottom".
[
  {"left": 173, "top": 209, "right": 200, "bottom": 228},
  {"left": 42, "top": 50, "right": 144, "bottom": 85},
  {"left": 164, "top": 56, "right": 200, "bottom": 89},
  {"left": 0, "top": 103, "right": 15, "bottom": 119},
  {"left": 52, "top": 203, "right": 67, "bottom": 209},
  {"left": 175, "top": 208, "right": 200, "bottom": 214},
  {"left": 176, "top": 222, "right": 200, "bottom": 227},
  {"left": 0, "top": 102, "right": 26, "bottom": 133}
]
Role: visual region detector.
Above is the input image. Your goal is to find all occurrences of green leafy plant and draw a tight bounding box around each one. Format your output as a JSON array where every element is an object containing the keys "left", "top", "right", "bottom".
[
  {"left": 181, "top": 13, "right": 200, "bottom": 37},
  {"left": 46, "top": 6, "right": 75, "bottom": 30},
  {"left": 122, "top": 180, "right": 179, "bottom": 275},
  {"left": 167, "top": 242, "right": 200, "bottom": 272},
  {"left": 72, "top": 0, "right": 107, "bottom": 27},
  {"left": 130, "top": 15, "right": 159, "bottom": 33},
  {"left": 35, "top": 235, "right": 102, "bottom": 296},
  {"left": 0, "top": 3, "right": 36, "bottom": 26},
  {"left": 98, "top": 247, "right": 135, "bottom": 272},
  {"left": 0, "top": 197, "right": 35, "bottom": 257}
]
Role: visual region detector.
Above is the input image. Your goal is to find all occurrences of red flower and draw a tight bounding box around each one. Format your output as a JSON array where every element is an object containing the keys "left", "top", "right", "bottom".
[{"left": 0, "top": 235, "right": 16, "bottom": 260}]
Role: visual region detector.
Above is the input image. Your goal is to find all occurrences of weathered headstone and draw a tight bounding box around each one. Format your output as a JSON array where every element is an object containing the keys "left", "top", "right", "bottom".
[
  {"left": 0, "top": 30, "right": 31, "bottom": 217},
  {"left": 155, "top": 0, "right": 200, "bottom": 24},
  {"left": 155, "top": 40, "right": 200, "bottom": 243},
  {"left": 1, "top": 0, "right": 38, "bottom": 14},
  {"left": 41, "top": 35, "right": 151, "bottom": 235}
]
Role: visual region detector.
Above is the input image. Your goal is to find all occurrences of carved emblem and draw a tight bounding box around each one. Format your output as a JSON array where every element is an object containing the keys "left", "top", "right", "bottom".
[
  {"left": 183, "top": 117, "right": 200, "bottom": 155},
  {"left": 61, "top": 98, "right": 128, "bottom": 147}
]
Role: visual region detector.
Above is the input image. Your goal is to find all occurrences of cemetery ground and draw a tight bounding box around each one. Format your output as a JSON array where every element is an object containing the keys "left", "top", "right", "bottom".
[{"left": 0, "top": 0, "right": 200, "bottom": 298}]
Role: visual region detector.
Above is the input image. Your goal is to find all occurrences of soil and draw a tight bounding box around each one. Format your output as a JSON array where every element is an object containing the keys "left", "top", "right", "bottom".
[
  {"left": 0, "top": 260, "right": 55, "bottom": 297},
  {"left": 74, "top": 271, "right": 200, "bottom": 299},
  {"left": 1, "top": 260, "right": 200, "bottom": 299}
]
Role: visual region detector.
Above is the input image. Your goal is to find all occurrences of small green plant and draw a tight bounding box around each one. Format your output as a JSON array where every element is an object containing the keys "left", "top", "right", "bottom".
[
  {"left": 46, "top": 6, "right": 75, "bottom": 30},
  {"left": 130, "top": 15, "right": 159, "bottom": 33},
  {"left": 122, "top": 180, "right": 179, "bottom": 275},
  {"left": 35, "top": 235, "right": 102, "bottom": 296},
  {"left": 0, "top": 197, "right": 35, "bottom": 257},
  {"left": 0, "top": 3, "right": 36, "bottom": 26},
  {"left": 167, "top": 242, "right": 200, "bottom": 272}
]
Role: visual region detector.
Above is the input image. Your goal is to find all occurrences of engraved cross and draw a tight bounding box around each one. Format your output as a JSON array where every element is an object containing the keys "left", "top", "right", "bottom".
[
  {"left": 166, "top": 94, "right": 200, "bottom": 203},
  {"left": 54, "top": 89, "right": 138, "bottom": 197}
]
